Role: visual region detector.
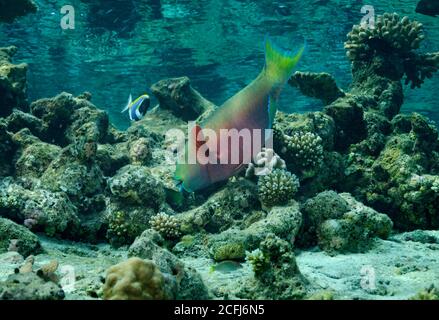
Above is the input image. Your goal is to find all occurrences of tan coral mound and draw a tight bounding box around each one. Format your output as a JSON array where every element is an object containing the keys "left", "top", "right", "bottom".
[{"left": 103, "top": 257, "right": 170, "bottom": 300}]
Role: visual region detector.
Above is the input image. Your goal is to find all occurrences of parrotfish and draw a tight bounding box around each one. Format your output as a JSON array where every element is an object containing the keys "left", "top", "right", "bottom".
[
  {"left": 175, "top": 37, "right": 304, "bottom": 192},
  {"left": 121, "top": 94, "right": 150, "bottom": 121}
]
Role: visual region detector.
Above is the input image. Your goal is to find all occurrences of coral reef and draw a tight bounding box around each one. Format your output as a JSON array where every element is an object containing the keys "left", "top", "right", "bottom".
[
  {"left": 0, "top": 272, "right": 64, "bottom": 300},
  {"left": 128, "top": 230, "right": 210, "bottom": 300},
  {"left": 345, "top": 14, "right": 424, "bottom": 60},
  {"left": 103, "top": 257, "right": 176, "bottom": 300},
  {"left": 246, "top": 248, "right": 268, "bottom": 276},
  {"left": 299, "top": 191, "right": 393, "bottom": 254},
  {"left": 206, "top": 203, "right": 303, "bottom": 259},
  {"left": 0, "top": 47, "right": 28, "bottom": 117},
  {"left": 0, "top": 217, "right": 41, "bottom": 257},
  {"left": 289, "top": 72, "right": 345, "bottom": 105},
  {"left": 0, "top": 10, "right": 438, "bottom": 300},
  {"left": 151, "top": 77, "right": 217, "bottom": 121}
]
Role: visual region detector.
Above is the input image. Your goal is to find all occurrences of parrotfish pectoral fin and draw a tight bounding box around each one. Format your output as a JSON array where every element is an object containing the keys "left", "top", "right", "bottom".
[
  {"left": 264, "top": 35, "right": 305, "bottom": 85},
  {"left": 121, "top": 94, "right": 133, "bottom": 113}
]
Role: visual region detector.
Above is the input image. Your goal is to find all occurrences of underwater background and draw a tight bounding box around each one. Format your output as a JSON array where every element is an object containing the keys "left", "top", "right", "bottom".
[
  {"left": 1, "top": 0, "right": 438, "bottom": 129},
  {"left": 1, "top": 0, "right": 439, "bottom": 301}
]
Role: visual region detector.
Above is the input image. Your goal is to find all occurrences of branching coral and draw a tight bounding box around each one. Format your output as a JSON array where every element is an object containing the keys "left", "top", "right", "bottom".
[
  {"left": 239, "top": 234, "right": 307, "bottom": 300},
  {"left": 280, "top": 131, "right": 324, "bottom": 170},
  {"left": 404, "top": 52, "right": 439, "bottom": 88},
  {"left": 107, "top": 211, "right": 130, "bottom": 245},
  {"left": 345, "top": 13, "right": 439, "bottom": 89},
  {"left": 149, "top": 213, "right": 181, "bottom": 239},
  {"left": 257, "top": 169, "right": 300, "bottom": 207},
  {"left": 246, "top": 248, "right": 269, "bottom": 276},
  {"left": 345, "top": 13, "right": 424, "bottom": 60}
]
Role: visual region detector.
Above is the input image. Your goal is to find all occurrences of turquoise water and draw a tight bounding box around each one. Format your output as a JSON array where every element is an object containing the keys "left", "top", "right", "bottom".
[{"left": 1, "top": 0, "right": 438, "bottom": 129}]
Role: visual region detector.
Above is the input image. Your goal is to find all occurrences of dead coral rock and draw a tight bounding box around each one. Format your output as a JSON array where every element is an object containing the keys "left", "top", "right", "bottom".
[
  {"left": 300, "top": 191, "right": 393, "bottom": 254},
  {"left": 36, "top": 260, "right": 59, "bottom": 283},
  {"left": 0, "top": 46, "right": 28, "bottom": 117},
  {"left": 0, "top": 0, "right": 38, "bottom": 23},
  {"left": 128, "top": 229, "right": 210, "bottom": 300},
  {"left": 0, "top": 218, "right": 42, "bottom": 257},
  {"left": 274, "top": 111, "right": 335, "bottom": 151},
  {"left": 151, "top": 76, "right": 217, "bottom": 121},
  {"left": 289, "top": 71, "right": 345, "bottom": 105},
  {"left": 5, "top": 109, "right": 45, "bottom": 139},
  {"left": 324, "top": 97, "right": 367, "bottom": 151},
  {"left": 12, "top": 129, "right": 61, "bottom": 179},
  {"left": 65, "top": 104, "right": 110, "bottom": 145},
  {"left": 30, "top": 92, "right": 109, "bottom": 146},
  {"left": 0, "top": 120, "right": 15, "bottom": 177},
  {"left": 0, "top": 272, "right": 64, "bottom": 300}
]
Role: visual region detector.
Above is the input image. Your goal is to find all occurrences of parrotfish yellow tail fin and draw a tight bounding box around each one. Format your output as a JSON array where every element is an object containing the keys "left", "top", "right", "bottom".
[{"left": 264, "top": 36, "right": 305, "bottom": 86}]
